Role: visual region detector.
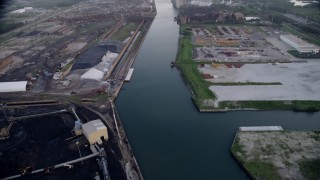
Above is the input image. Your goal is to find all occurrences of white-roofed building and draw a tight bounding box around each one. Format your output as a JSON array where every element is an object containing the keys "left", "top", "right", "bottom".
[
  {"left": 244, "top": 17, "right": 260, "bottom": 21},
  {"left": 280, "top": 34, "right": 319, "bottom": 53},
  {"left": 82, "top": 119, "right": 108, "bottom": 145},
  {"left": 238, "top": 126, "right": 283, "bottom": 132},
  {"left": 81, "top": 68, "right": 104, "bottom": 81},
  {"left": 0, "top": 81, "right": 27, "bottom": 93}
]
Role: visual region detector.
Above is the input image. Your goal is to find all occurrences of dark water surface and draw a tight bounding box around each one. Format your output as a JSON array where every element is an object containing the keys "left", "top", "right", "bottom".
[{"left": 115, "top": 1, "right": 320, "bottom": 179}]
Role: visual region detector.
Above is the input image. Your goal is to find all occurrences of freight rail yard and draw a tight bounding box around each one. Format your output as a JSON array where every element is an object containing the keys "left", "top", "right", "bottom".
[
  {"left": 0, "top": 0, "right": 156, "bottom": 179},
  {"left": 0, "top": 0, "right": 155, "bottom": 95}
]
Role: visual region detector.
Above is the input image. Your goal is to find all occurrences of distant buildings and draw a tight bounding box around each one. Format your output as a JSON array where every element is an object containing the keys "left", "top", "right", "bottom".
[
  {"left": 10, "top": 7, "right": 33, "bottom": 14},
  {"left": 0, "top": 81, "right": 27, "bottom": 93},
  {"left": 244, "top": 16, "right": 260, "bottom": 21},
  {"left": 280, "top": 34, "right": 319, "bottom": 54},
  {"left": 179, "top": 11, "right": 245, "bottom": 24},
  {"left": 171, "top": 0, "right": 186, "bottom": 8}
]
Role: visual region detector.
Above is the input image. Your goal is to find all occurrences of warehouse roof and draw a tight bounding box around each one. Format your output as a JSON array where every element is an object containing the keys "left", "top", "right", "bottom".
[
  {"left": 280, "top": 34, "right": 313, "bottom": 47},
  {"left": 0, "top": 81, "right": 27, "bottom": 93},
  {"left": 239, "top": 126, "right": 283, "bottom": 132}
]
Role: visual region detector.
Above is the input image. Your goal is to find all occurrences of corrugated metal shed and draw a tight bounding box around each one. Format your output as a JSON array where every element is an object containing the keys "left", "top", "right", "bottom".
[
  {"left": 82, "top": 119, "right": 108, "bottom": 145},
  {"left": 239, "top": 126, "right": 283, "bottom": 132},
  {"left": 0, "top": 81, "right": 27, "bottom": 93}
]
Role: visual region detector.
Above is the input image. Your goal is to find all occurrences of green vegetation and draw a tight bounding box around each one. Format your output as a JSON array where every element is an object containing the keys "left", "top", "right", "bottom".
[
  {"left": 219, "top": 100, "right": 320, "bottom": 111},
  {"left": 299, "top": 159, "right": 320, "bottom": 180},
  {"left": 311, "top": 131, "right": 320, "bottom": 141},
  {"left": 243, "top": 161, "right": 281, "bottom": 180},
  {"left": 92, "top": 93, "right": 109, "bottom": 102},
  {"left": 231, "top": 137, "right": 246, "bottom": 162},
  {"left": 176, "top": 26, "right": 216, "bottom": 108},
  {"left": 211, "top": 82, "right": 282, "bottom": 86},
  {"left": 292, "top": 6, "right": 320, "bottom": 22},
  {"left": 28, "top": 0, "right": 84, "bottom": 8},
  {"left": 232, "top": 136, "right": 281, "bottom": 179},
  {"left": 0, "top": 21, "right": 24, "bottom": 34},
  {"left": 282, "top": 25, "right": 320, "bottom": 46},
  {"left": 287, "top": 50, "right": 320, "bottom": 59},
  {"left": 111, "top": 23, "right": 139, "bottom": 41}
]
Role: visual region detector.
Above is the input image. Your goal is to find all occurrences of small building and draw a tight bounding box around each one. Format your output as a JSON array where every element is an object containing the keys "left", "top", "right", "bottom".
[
  {"left": 233, "top": 12, "right": 244, "bottom": 20},
  {"left": 280, "top": 34, "right": 319, "bottom": 54},
  {"left": 82, "top": 119, "right": 108, "bottom": 145},
  {"left": 239, "top": 126, "right": 283, "bottom": 132},
  {"left": 0, "top": 81, "right": 27, "bottom": 93},
  {"left": 244, "top": 16, "right": 260, "bottom": 21}
]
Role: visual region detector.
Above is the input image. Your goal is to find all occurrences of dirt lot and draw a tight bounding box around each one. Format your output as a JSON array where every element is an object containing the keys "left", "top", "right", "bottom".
[{"left": 233, "top": 130, "right": 320, "bottom": 179}]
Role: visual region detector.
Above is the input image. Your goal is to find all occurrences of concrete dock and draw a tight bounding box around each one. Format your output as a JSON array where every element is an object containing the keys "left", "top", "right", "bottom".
[{"left": 125, "top": 68, "right": 134, "bottom": 82}]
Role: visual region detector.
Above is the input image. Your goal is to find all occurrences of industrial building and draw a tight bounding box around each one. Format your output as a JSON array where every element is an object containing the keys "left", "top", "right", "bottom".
[
  {"left": 0, "top": 81, "right": 27, "bottom": 93},
  {"left": 72, "top": 41, "right": 122, "bottom": 70},
  {"left": 280, "top": 34, "right": 319, "bottom": 53},
  {"left": 82, "top": 119, "right": 108, "bottom": 145}
]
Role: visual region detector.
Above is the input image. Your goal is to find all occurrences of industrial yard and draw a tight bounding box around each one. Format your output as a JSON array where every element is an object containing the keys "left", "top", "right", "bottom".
[
  {"left": 0, "top": 0, "right": 155, "bottom": 95},
  {"left": 0, "top": 101, "right": 138, "bottom": 180},
  {"left": 198, "top": 25, "right": 320, "bottom": 108},
  {"left": 177, "top": 22, "right": 320, "bottom": 111},
  {"left": 0, "top": 0, "right": 156, "bottom": 179},
  {"left": 232, "top": 127, "right": 320, "bottom": 180},
  {"left": 201, "top": 61, "right": 320, "bottom": 102}
]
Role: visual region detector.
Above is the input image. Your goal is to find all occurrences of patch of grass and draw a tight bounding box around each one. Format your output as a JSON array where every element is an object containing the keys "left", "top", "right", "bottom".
[
  {"left": 231, "top": 136, "right": 246, "bottom": 162},
  {"left": 176, "top": 25, "right": 216, "bottom": 109},
  {"left": 219, "top": 100, "right": 320, "bottom": 111},
  {"left": 299, "top": 159, "right": 320, "bottom": 180},
  {"left": 284, "top": 160, "right": 292, "bottom": 167},
  {"left": 311, "top": 131, "right": 320, "bottom": 141},
  {"left": 244, "top": 161, "right": 281, "bottom": 180},
  {"left": 29, "top": 0, "right": 84, "bottom": 8},
  {"left": 111, "top": 22, "right": 139, "bottom": 41},
  {"left": 261, "top": 144, "right": 273, "bottom": 155},
  {"left": 92, "top": 93, "right": 109, "bottom": 102},
  {"left": 282, "top": 25, "right": 320, "bottom": 46},
  {"left": 211, "top": 82, "right": 282, "bottom": 86},
  {"left": 0, "top": 22, "right": 24, "bottom": 34}
]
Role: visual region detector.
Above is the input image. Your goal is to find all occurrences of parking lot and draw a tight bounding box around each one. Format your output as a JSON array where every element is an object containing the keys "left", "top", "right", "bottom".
[
  {"left": 193, "top": 46, "right": 289, "bottom": 62},
  {"left": 191, "top": 25, "right": 292, "bottom": 62},
  {"left": 199, "top": 60, "right": 320, "bottom": 102}
]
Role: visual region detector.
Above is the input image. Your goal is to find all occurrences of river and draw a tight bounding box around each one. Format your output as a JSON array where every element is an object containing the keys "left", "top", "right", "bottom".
[{"left": 115, "top": 0, "right": 320, "bottom": 179}]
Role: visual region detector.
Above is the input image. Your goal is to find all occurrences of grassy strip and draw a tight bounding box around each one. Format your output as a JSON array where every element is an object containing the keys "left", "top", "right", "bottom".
[
  {"left": 211, "top": 82, "right": 282, "bottom": 86},
  {"left": 176, "top": 26, "right": 216, "bottom": 108},
  {"left": 219, "top": 100, "right": 320, "bottom": 112},
  {"left": 111, "top": 22, "right": 139, "bottom": 41},
  {"left": 243, "top": 161, "right": 281, "bottom": 180},
  {"left": 282, "top": 25, "right": 320, "bottom": 46},
  {"left": 299, "top": 159, "right": 320, "bottom": 180},
  {"left": 231, "top": 136, "right": 246, "bottom": 162},
  {"left": 287, "top": 50, "right": 320, "bottom": 59}
]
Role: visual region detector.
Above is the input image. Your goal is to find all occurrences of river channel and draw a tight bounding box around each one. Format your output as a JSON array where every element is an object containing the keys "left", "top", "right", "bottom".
[{"left": 115, "top": 1, "right": 320, "bottom": 179}]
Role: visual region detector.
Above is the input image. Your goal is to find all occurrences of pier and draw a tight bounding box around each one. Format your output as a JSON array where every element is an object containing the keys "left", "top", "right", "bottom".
[{"left": 125, "top": 68, "right": 134, "bottom": 82}]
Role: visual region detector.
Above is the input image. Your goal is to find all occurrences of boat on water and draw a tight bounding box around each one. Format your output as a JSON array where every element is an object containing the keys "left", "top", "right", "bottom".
[{"left": 170, "top": 61, "right": 175, "bottom": 68}]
